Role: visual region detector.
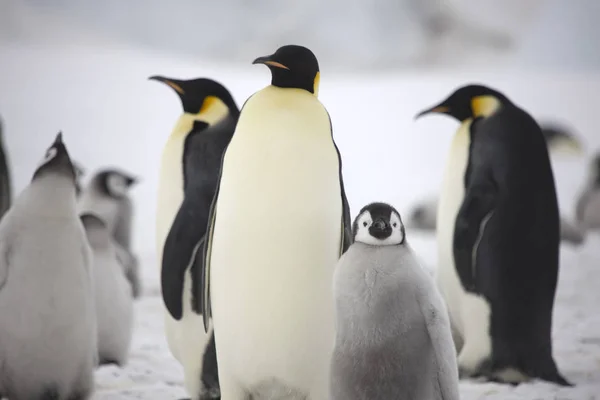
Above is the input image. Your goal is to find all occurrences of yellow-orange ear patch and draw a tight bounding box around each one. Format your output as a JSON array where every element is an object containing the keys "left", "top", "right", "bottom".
[
  {"left": 471, "top": 96, "right": 501, "bottom": 118},
  {"left": 313, "top": 72, "right": 320, "bottom": 97},
  {"left": 199, "top": 96, "right": 219, "bottom": 113}
]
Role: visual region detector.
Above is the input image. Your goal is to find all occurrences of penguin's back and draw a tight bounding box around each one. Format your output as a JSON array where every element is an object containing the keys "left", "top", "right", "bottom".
[{"left": 0, "top": 190, "right": 96, "bottom": 398}]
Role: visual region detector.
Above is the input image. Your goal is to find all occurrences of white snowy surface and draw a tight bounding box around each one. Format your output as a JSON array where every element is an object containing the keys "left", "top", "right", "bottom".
[{"left": 1, "top": 40, "right": 600, "bottom": 399}]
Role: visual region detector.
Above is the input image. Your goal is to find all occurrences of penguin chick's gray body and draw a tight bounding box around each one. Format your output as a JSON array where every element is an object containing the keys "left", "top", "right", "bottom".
[
  {"left": 0, "top": 118, "right": 12, "bottom": 220},
  {"left": 81, "top": 213, "right": 134, "bottom": 367},
  {"left": 0, "top": 133, "right": 97, "bottom": 400},
  {"left": 331, "top": 202, "right": 459, "bottom": 400},
  {"left": 78, "top": 169, "right": 141, "bottom": 298}
]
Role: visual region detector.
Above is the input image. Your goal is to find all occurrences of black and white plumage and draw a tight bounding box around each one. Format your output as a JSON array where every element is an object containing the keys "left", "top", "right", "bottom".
[
  {"left": 78, "top": 168, "right": 141, "bottom": 299},
  {"left": 151, "top": 75, "right": 240, "bottom": 400},
  {"left": 331, "top": 202, "right": 459, "bottom": 400},
  {"left": 81, "top": 212, "right": 134, "bottom": 368},
  {"left": 416, "top": 84, "right": 571, "bottom": 386},
  {"left": 0, "top": 133, "right": 97, "bottom": 400}
]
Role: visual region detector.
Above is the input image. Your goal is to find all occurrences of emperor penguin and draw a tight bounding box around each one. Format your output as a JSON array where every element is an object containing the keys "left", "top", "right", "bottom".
[
  {"left": 0, "top": 133, "right": 97, "bottom": 400},
  {"left": 150, "top": 75, "right": 240, "bottom": 399},
  {"left": 78, "top": 168, "right": 141, "bottom": 298},
  {"left": 331, "top": 202, "right": 459, "bottom": 400},
  {"left": 406, "top": 123, "right": 586, "bottom": 245},
  {"left": 415, "top": 84, "right": 571, "bottom": 386},
  {"left": 575, "top": 153, "right": 600, "bottom": 232},
  {"left": 199, "top": 45, "right": 352, "bottom": 399},
  {"left": 0, "top": 117, "right": 12, "bottom": 220},
  {"left": 81, "top": 212, "right": 134, "bottom": 367}
]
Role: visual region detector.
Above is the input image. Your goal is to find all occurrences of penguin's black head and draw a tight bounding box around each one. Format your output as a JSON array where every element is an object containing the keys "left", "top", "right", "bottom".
[
  {"left": 253, "top": 45, "right": 320, "bottom": 95},
  {"left": 92, "top": 169, "right": 138, "bottom": 199},
  {"left": 415, "top": 84, "right": 509, "bottom": 122},
  {"left": 352, "top": 202, "right": 406, "bottom": 246},
  {"left": 540, "top": 123, "right": 584, "bottom": 156},
  {"left": 149, "top": 76, "right": 239, "bottom": 116},
  {"left": 32, "top": 132, "right": 77, "bottom": 183}
]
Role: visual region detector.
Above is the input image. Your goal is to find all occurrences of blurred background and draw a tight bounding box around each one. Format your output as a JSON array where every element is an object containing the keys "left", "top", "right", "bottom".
[
  {"left": 0, "top": 0, "right": 599, "bottom": 280},
  {"left": 1, "top": 1, "right": 600, "bottom": 397}
]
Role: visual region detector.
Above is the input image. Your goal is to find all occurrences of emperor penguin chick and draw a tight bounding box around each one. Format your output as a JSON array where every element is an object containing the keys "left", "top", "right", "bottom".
[
  {"left": 331, "top": 202, "right": 460, "bottom": 400},
  {"left": 0, "top": 132, "right": 97, "bottom": 400},
  {"left": 78, "top": 168, "right": 141, "bottom": 298},
  {"left": 81, "top": 212, "right": 134, "bottom": 367}
]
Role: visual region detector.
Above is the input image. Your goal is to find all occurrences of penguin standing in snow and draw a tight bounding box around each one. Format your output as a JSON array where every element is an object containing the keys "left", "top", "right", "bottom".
[
  {"left": 0, "top": 117, "right": 12, "bottom": 220},
  {"left": 200, "top": 45, "right": 352, "bottom": 399},
  {"left": 78, "top": 168, "right": 141, "bottom": 298},
  {"left": 331, "top": 202, "right": 459, "bottom": 400},
  {"left": 415, "top": 84, "right": 570, "bottom": 386},
  {"left": 0, "top": 133, "right": 97, "bottom": 400},
  {"left": 81, "top": 212, "right": 134, "bottom": 367},
  {"left": 150, "top": 75, "right": 240, "bottom": 399}
]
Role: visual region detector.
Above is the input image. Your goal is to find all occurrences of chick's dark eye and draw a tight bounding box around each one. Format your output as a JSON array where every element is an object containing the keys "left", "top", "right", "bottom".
[
  {"left": 393, "top": 223, "right": 397, "bottom": 227},
  {"left": 363, "top": 221, "right": 368, "bottom": 227}
]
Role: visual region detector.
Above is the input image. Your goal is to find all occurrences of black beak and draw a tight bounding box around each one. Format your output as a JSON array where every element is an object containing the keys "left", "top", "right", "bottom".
[
  {"left": 414, "top": 104, "right": 450, "bottom": 120},
  {"left": 148, "top": 75, "right": 186, "bottom": 95},
  {"left": 369, "top": 218, "right": 392, "bottom": 239},
  {"left": 252, "top": 55, "right": 290, "bottom": 70}
]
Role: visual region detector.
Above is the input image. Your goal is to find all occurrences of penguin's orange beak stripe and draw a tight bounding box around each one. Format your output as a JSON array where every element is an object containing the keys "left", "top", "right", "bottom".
[
  {"left": 165, "top": 81, "right": 185, "bottom": 95},
  {"left": 264, "top": 61, "right": 290, "bottom": 70}
]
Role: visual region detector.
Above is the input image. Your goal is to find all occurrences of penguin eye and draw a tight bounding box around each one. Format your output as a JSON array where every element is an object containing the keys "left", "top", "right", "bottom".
[
  {"left": 363, "top": 221, "right": 368, "bottom": 227},
  {"left": 393, "top": 223, "right": 397, "bottom": 228}
]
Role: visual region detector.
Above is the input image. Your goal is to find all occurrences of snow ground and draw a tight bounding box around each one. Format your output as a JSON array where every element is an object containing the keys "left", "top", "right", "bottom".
[{"left": 1, "top": 40, "right": 599, "bottom": 399}]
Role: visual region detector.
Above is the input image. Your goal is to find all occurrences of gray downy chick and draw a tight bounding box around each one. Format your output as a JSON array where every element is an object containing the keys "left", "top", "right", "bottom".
[
  {"left": 331, "top": 202, "right": 460, "bottom": 400},
  {"left": 0, "top": 132, "right": 97, "bottom": 400},
  {"left": 81, "top": 212, "right": 134, "bottom": 367},
  {"left": 78, "top": 168, "right": 141, "bottom": 298}
]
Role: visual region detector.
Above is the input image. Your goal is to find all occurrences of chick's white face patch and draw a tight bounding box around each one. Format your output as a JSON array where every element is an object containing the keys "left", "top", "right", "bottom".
[
  {"left": 354, "top": 209, "right": 405, "bottom": 246},
  {"left": 107, "top": 174, "right": 128, "bottom": 197},
  {"left": 36, "top": 147, "right": 58, "bottom": 169}
]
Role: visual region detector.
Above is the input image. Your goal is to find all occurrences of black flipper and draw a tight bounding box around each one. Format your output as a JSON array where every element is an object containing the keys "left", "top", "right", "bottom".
[
  {"left": 453, "top": 171, "right": 497, "bottom": 293},
  {"left": 161, "top": 190, "right": 212, "bottom": 320},
  {"left": 329, "top": 113, "right": 353, "bottom": 255}
]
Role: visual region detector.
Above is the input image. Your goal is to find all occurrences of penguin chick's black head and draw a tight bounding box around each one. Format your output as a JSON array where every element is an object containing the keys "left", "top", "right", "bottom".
[
  {"left": 415, "top": 84, "right": 510, "bottom": 122},
  {"left": 93, "top": 169, "right": 138, "bottom": 199},
  {"left": 149, "top": 76, "right": 239, "bottom": 115},
  {"left": 540, "top": 123, "right": 584, "bottom": 154},
  {"left": 253, "top": 45, "right": 320, "bottom": 95},
  {"left": 32, "top": 132, "right": 76, "bottom": 183},
  {"left": 353, "top": 202, "right": 406, "bottom": 246}
]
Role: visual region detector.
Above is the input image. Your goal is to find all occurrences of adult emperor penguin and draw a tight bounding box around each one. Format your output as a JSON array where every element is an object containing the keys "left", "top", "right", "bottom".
[
  {"left": 200, "top": 45, "right": 352, "bottom": 399},
  {"left": 78, "top": 168, "right": 142, "bottom": 298},
  {"left": 415, "top": 84, "right": 571, "bottom": 386},
  {"left": 331, "top": 202, "right": 459, "bottom": 400},
  {"left": 150, "top": 75, "right": 240, "bottom": 399},
  {"left": 0, "top": 133, "right": 97, "bottom": 400},
  {"left": 81, "top": 212, "right": 134, "bottom": 367},
  {"left": 0, "top": 117, "right": 12, "bottom": 220}
]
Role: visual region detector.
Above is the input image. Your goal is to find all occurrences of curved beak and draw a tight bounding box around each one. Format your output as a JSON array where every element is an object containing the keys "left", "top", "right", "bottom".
[
  {"left": 148, "top": 75, "right": 186, "bottom": 95},
  {"left": 252, "top": 55, "right": 290, "bottom": 70},
  {"left": 414, "top": 104, "right": 450, "bottom": 120}
]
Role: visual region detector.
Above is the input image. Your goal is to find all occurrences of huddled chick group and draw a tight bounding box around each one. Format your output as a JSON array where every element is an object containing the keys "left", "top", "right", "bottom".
[{"left": 0, "top": 131, "right": 140, "bottom": 399}]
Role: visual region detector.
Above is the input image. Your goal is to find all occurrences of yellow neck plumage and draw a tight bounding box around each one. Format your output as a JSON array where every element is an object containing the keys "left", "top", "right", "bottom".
[
  {"left": 171, "top": 96, "right": 229, "bottom": 138},
  {"left": 471, "top": 95, "right": 501, "bottom": 118}
]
